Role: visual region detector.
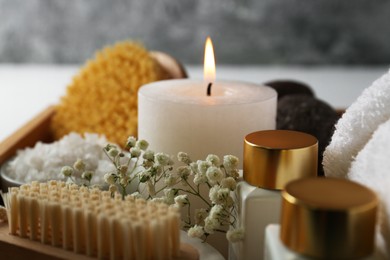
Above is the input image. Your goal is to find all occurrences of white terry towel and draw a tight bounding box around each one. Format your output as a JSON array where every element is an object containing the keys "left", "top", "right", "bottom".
[
  {"left": 349, "top": 118, "right": 390, "bottom": 258},
  {"left": 323, "top": 69, "right": 390, "bottom": 178}
]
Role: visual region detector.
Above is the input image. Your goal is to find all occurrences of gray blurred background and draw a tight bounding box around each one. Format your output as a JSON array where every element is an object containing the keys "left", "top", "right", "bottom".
[{"left": 1, "top": 0, "right": 390, "bottom": 65}]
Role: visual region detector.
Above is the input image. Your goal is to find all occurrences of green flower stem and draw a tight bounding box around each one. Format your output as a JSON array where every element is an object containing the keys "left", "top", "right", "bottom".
[
  {"left": 214, "top": 229, "right": 228, "bottom": 233},
  {"left": 128, "top": 157, "right": 140, "bottom": 172},
  {"left": 219, "top": 217, "right": 232, "bottom": 226},
  {"left": 229, "top": 207, "right": 237, "bottom": 224},
  {"left": 154, "top": 184, "right": 168, "bottom": 195},
  {"left": 154, "top": 172, "right": 164, "bottom": 183},
  {"left": 182, "top": 179, "right": 212, "bottom": 208},
  {"left": 115, "top": 154, "right": 120, "bottom": 167},
  {"left": 120, "top": 184, "right": 126, "bottom": 199},
  {"left": 103, "top": 149, "right": 116, "bottom": 165},
  {"left": 186, "top": 202, "right": 191, "bottom": 226},
  {"left": 68, "top": 176, "right": 77, "bottom": 184},
  {"left": 176, "top": 188, "right": 197, "bottom": 196}
]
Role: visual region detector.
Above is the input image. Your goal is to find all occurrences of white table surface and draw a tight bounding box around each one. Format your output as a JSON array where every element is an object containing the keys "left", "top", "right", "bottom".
[{"left": 0, "top": 64, "right": 387, "bottom": 143}]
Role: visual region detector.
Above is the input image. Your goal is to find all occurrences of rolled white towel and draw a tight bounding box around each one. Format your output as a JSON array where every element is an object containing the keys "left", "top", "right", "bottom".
[
  {"left": 348, "top": 118, "right": 390, "bottom": 258},
  {"left": 323, "top": 69, "right": 390, "bottom": 178}
]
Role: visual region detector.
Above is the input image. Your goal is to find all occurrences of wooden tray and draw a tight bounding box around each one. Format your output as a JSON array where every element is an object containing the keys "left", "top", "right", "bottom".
[
  {"left": 0, "top": 222, "right": 198, "bottom": 260},
  {"left": 0, "top": 106, "right": 55, "bottom": 165}
]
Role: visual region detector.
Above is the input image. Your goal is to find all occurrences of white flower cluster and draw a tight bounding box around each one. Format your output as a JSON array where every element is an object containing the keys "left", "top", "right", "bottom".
[
  {"left": 62, "top": 136, "right": 153, "bottom": 198},
  {"left": 177, "top": 153, "right": 242, "bottom": 242},
  {"left": 61, "top": 136, "right": 243, "bottom": 243},
  {"left": 60, "top": 158, "right": 95, "bottom": 187}
]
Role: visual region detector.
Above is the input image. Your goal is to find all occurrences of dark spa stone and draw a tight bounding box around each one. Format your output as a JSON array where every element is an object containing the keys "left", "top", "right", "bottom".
[
  {"left": 264, "top": 80, "right": 315, "bottom": 100},
  {"left": 277, "top": 95, "right": 339, "bottom": 176}
]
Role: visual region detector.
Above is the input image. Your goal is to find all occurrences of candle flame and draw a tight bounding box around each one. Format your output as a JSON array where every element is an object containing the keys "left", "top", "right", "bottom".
[{"left": 204, "top": 36, "right": 216, "bottom": 83}]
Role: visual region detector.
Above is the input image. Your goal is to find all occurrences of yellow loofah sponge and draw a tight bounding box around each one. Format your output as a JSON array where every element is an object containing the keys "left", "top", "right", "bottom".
[{"left": 51, "top": 41, "right": 170, "bottom": 145}]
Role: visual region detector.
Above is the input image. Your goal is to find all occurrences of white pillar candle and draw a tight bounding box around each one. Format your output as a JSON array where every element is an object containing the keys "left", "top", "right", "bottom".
[{"left": 138, "top": 79, "right": 277, "bottom": 167}]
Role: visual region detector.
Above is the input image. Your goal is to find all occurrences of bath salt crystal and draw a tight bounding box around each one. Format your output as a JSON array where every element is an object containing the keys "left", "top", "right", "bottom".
[{"left": 4, "top": 132, "right": 115, "bottom": 185}]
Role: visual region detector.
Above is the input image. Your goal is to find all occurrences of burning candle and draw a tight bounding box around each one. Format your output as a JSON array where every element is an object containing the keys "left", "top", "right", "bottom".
[{"left": 138, "top": 37, "right": 277, "bottom": 168}]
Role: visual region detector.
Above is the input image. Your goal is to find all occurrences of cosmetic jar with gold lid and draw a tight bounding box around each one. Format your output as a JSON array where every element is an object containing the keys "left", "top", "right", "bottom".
[
  {"left": 264, "top": 177, "right": 379, "bottom": 260},
  {"left": 244, "top": 130, "right": 318, "bottom": 189},
  {"left": 229, "top": 130, "right": 318, "bottom": 260},
  {"left": 282, "top": 177, "right": 378, "bottom": 258}
]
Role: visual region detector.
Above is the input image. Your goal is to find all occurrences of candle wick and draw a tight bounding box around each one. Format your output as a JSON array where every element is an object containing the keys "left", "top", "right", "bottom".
[{"left": 207, "top": 82, "right": 212, "bottom": 96}]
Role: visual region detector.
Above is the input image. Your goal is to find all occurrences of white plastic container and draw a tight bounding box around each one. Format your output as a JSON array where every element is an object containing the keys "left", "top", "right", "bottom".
[{"left": 229, "top": 130, "right": 318, "bottom": 260}]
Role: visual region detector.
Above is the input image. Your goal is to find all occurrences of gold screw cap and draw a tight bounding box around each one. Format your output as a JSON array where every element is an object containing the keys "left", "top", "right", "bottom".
[
  {"left": 281, "top": 177, "right": 378, "bottom": 259},
  {"left": 243, "top": 130, "right": 318, "bottom": 190}
]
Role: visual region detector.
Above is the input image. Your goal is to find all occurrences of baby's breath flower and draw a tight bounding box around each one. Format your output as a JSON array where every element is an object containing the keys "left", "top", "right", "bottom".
[
  {"left": 197, "top": 160, "right": 211, "bottom": 174},
  {"left": 188, "top": 225, "right": 204, "bottom": 238},
  {"left": 118, "top": 165, "right": 128, "bottom": 176},
  {"left": 73, "top": 159, "right": 86, "bottom": 172},
  {"left": 209, "top": 204, "right": 230, "bottom": 223},
  {"left": 221, "top": 177, "right": 237, "bottom": 191},
  {"left": 177, "top": 152, "right": 192, "bottom": 164},
  {"left": 209, "top": 204, "right": 224, "bottom": 218},
  {"left": 104, "top": 144, "right": 115, "bottom": 151},
  {"left": 104, "top": 173, "right": 116, "bottom": 185},
  {"left": 73, "top": 134, "right": 241, "bottom": 243},
  {"left": 164, "top": 175, "right": 177, "bottom": 187},
  {"left": 82, "top": 171, "right": 94, "bottom": 181},
  {"left": 155, "top": 153, "right": 171, "bottom": 166},
  {"left": 61, "top": 166, "right": 74, "bottom": 177},
  {"left": 195, "top": 208, "right": 208, "bottom": 225},
  {"left": 126, "top": 136, "right": 137, "bottom": 148},
  {"left": 174, "top": 194, "right": 188, "bottom": 207},
  {"left": 209, "top": 185, "right": 220, "bottom": 204},
  {"left": 190, "top": 162, "right": 199, "bottom": 173},
  {"left": 150, "top": 165, "right": 163, "bottom": 176},
  {"left": 167, "top": 157, "right": 174, "bottom": 166},
  {"left": 217, "top": 188, "right": 230, "bottom": 205},
  {"left": 164, "top": 188, "right": 177, "bottom": 205},
  {"left": 204, "top": 216, "right": 220, "bottom": 234},
  {"left": 143, "top": 150, "right": 155, "bottom": 160},
  {"left": 225, "top": 196, "right": 234, "bottom": 208},
  {"left": 129, "top": 191, "right": 141, "bottom": 199},
  {"left": 109, "top": 184, "right": 117, "bottom": 193},
  {"left": 209, "top": 186, "right": 230, "bottom": 205},
  {"left": 193, "top": 173, "right": 208, "bottom": 185},
  {"left": 143, "top": 160, "right": 154, "bottom": 168},
  {"left": 227, "top": 168, "right": 240, "bottom": 179},
  {"left": 206, "top": 154, "right": 220, "bottom": 166},
  {"left": 138, "top": 171, "right": 150, "bottom": 183},
  {"left": 136, "top": 139, "right": 149, "bottom": 151},
  {"left": 223, "top": 155, "right": 239, "bottom": 170},
  {"left": 120, "top": 176, "right": 130, "bottom": 186},
  {"left": 177, "top": 166, "right": 191, "bottom": 180},
  {"left": 130, "top": 147, "right": 141, "bottom": 158},
  {"left": 108, "top": 148, "right": 119, "bottom": 158},
  {"left": 227, "top": 228, "right": 245, "bottom": 242},
  {"left": 206, "top": 166, "right": 224, "bottom": 184},
  {"left": 151, "top": 197, "right": 165, "bottom": 203}
]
